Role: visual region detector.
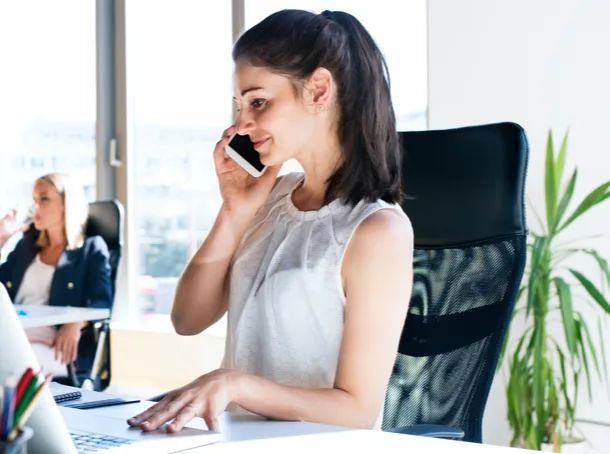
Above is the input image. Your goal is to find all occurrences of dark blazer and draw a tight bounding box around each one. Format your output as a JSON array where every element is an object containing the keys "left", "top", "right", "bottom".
[{"left": 0, "top": 228, "right": 113, "bottom": 371}]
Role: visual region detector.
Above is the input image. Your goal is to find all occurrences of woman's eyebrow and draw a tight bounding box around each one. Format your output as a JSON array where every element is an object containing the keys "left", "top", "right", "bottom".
[{"left": 233, "top": 86, "right": 265, "bottom": 99}]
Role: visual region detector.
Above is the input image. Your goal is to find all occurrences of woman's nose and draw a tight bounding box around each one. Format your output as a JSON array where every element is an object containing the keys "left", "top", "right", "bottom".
[{"left": 235, "top": 111, "right": 256, "bottom": 136}]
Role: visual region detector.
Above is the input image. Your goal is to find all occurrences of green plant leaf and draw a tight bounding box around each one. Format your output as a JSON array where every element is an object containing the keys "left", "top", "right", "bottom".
[
  {"left": 573, "top": 371, "right": 580, "bottom": 420},
  {"left": 526, "top": 424, "right": 539, "bottom": 450},
  {"left": 583, "top": 249, "right": 610, "bottom": 292},
  {"left": 578, "top": 312, "right": 601, "bottom": 380},
  {"left": 554, "top": 130, "right": 569, "bottom": 191},
  {"left": 558, "top": 182, "right": 610, "bottom": 233},
  {"left": 576, "top": 318, "right": 593, "bottom": 400},
  {"left": 528, "top": 197, "right": 547, "bottom": 234},
  {"left": 547, "top": 368, "right": 559, "bottom": 438},
  {"left": 527, "top": 236, "right": 548, "bottom": 316},
  {"left": 553, "top": 169, "right": 577, "bottom": 233},
  {"left": 517, "top": 285, "right": 526, "bottom": 303},
  {"left": 554, "top": 277, "right": 577, "bottom": 355},
  {"left": 545, "top": 130, "right": 557, "bottom": 232},
  {"left": 556, "top": 345, "right": 574, "bottom": 429},
  {"left": 497, "top": 287, "right": 529, "bottom": 371},
  {"left": 598, "top": 318, "right": 609, "bottom": 394},
  {"left": 498, "top": 323, "right": 512, "bottom": 371},
  {"left": 533, "top": 324, "right": 547, "bottom": 443},
  {"left": 570, "top": 269, "right": 610, "bottom": 314}
]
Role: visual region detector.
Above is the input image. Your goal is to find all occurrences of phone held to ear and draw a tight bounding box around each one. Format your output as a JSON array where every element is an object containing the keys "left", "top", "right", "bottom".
[{"left": 224, "top": 133, "right": 267, "bottom": 178}]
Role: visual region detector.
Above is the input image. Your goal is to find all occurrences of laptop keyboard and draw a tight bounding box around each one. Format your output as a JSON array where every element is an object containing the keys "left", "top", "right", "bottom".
[{"left": 70, "top": 429, "right": 132, "bottom": 453}]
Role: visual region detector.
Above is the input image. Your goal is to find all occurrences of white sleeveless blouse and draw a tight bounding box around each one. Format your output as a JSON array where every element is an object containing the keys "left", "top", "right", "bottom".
[{"left": 222, "top": 172, "right": 406, "bottom": 427}]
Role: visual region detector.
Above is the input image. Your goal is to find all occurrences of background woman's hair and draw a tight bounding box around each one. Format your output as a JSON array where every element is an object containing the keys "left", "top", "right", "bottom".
[
  {"left": 233, "top": 9, "right": 402, "bottom": 206},
  {"left": 35, "top": 173, "right": 89, "bottom": 250}
]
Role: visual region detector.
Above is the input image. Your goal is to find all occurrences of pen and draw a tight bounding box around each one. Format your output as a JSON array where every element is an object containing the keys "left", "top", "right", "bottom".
[
  {"left": 7, "top": 374, "right": 52, "bottom": 442},
  {"left": 2, "top": 375, "right": 16, "bottom": 439}
]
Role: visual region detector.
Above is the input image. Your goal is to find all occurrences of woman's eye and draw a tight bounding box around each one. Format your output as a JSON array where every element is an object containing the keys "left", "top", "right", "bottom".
[{"left": 251, "top": 99, "right": 266, "bottom": 109}]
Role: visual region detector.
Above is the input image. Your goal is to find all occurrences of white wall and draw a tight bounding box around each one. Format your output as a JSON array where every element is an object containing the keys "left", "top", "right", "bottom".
[{"left": 427, "top": 0, "right": 610, "bottom": 449}]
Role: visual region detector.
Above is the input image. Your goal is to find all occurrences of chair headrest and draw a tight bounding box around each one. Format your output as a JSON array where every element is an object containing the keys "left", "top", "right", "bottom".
[
  {"left": 85, "top": 200, "right": 124, "bottom": 250},
  {"left": 400, "top": 122, "right": 528, "bottom": 248}
]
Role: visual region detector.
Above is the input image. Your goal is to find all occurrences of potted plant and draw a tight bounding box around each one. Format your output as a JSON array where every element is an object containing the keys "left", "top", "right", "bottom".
[{"left": 500, "top": 130, "right": 610, "bottom": 452}]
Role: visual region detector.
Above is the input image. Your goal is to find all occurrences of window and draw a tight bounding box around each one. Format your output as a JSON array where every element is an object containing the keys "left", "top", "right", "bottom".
[
  {"left": 0, "top": 0, "right": 96, "bottom": 217},
  {"left": 127, "top": 0, "right": 233, "bottom": 317},
  {"left": 245, "top": 1, "right": 428, "bottom": 130},
  {"left": 0, "top": 3, "right": 429, "bottom": 330}
]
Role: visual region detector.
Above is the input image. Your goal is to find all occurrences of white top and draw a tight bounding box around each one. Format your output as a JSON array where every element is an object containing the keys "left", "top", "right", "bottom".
[
  {"left": 222, "top": 173, "right": 408, "bottom": 428},
  {"left": 15, "top": 253, "right": 57, "bottom": 344}
]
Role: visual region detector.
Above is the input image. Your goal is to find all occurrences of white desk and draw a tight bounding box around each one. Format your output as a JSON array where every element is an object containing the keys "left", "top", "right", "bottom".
[
  {"left": 16, "top": 304, "right": 110, "bottom": 328},
  {"left": 52, "top": 384, "right": 530, "bottom": 453},
  {"left": 200, "top": 429, "right": 533, "bottom": 453}
]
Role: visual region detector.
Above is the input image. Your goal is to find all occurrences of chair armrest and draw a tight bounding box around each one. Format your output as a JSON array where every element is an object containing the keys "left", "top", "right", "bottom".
[{"left": 385, "top": 424, "right": 465, "bottom": 439}]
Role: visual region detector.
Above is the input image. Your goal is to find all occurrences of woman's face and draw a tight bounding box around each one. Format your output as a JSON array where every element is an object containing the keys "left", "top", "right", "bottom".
[
  {"left": 32, "top": 181, "right": 64, "bottom": 232},
  {"left": 232, "top": 64, "right": 319, "bottom": 167}
]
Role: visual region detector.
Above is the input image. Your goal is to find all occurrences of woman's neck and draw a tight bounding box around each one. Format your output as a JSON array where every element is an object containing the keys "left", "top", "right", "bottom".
[
  {"left": 293, "top": 133, "right": 342, "bottom": 210},
  {"left": 45, "top": 228, "right": 66, "bottom": 248}
]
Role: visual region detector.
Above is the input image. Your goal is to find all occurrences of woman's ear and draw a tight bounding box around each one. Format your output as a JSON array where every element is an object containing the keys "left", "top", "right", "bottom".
[{"left": 304, "top": 67, "right": 334, "bottom": 113}]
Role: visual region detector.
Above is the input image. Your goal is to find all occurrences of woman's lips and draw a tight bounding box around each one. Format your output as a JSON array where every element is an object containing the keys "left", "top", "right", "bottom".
[{"left": 252, "top": 138, "right": 269, "bottom": 150}]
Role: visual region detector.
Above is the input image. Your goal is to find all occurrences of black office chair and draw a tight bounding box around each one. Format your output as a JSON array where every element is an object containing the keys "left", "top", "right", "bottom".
[
  {"left": 383, "top": 122, "right": 528, "bottom": 442},
  {"left": 68, "top": 200, "right": 124, "bottom": 391}
]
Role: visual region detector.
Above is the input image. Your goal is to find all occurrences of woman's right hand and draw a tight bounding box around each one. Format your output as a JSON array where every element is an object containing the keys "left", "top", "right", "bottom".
[
  {"left": 0, "top": 209, "right": 29, "bottom": 248},
  {"left": 213, "top": 126, "right": 282, "bottom": 220}
]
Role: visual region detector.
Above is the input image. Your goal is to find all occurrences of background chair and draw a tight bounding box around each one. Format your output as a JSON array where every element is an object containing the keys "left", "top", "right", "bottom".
[
  {"left": 68, "top": 199, "right": 124, "bottom": 391},
  {"left": 383, "top": 122, "right": 529, "bottom": 442}
]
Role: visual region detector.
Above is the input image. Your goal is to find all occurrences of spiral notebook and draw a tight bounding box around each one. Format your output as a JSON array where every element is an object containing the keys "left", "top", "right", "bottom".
[{"left": 53, "top": 390, "right": 82, "bottom": 403}]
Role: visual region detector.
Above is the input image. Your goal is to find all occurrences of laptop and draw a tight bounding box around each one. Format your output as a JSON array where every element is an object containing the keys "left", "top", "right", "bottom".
[{"left": 0, "top": 283, "right": 221, "bottom": 453}]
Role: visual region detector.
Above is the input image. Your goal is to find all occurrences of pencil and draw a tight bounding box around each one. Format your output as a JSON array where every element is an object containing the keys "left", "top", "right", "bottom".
[
  {"left": 14, "top": 368, "right": 34, "bottom": 405},
  {"left": 12, "top": 372, "right": 40, "bottom": 427},
  {"left": 7, "top": 374, "right": 52, "bottom": 442}
]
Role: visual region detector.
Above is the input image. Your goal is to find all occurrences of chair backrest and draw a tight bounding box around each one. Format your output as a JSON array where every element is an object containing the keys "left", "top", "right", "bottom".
[
  {"left": 382, "top": 122, "right": 528, "bottom": 442},
  {"left": 84, "top": 200, "right": 124, "bottom": 297}
]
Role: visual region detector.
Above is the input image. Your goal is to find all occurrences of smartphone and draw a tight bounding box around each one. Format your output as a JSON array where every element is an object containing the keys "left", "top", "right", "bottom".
[{"left": 224, "top": 133, "right": 267, "bottom": 178}]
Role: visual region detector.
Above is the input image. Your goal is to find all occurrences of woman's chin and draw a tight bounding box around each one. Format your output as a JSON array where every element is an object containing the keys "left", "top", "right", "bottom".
[{"left": 259, "top": 154, "right": 276, "bottom": 167}]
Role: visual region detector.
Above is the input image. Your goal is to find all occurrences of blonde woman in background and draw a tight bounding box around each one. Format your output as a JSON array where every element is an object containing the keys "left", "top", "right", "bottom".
[{"left": 0, "top": 173, "right": 112, "bottom": 377}]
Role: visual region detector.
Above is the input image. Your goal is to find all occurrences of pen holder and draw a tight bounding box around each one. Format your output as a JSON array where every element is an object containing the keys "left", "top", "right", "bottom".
[{"left": 0, "top": 427, "right": 33, "bottom": 454}]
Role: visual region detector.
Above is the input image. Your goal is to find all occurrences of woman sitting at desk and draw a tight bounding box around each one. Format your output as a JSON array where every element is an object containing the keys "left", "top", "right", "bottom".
[
  {"left": 0, "top": 172, "right": 112, "bottom": 377},
  {"left": 128, "top": 9, "right": 413, "bottom": 434}
]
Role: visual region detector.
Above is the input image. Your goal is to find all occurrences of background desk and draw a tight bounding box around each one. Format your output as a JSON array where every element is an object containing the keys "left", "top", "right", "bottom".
[
  {"left": 49, "top": 384, "right": 532, "bottom": 453},
  {"left": 16, "top": 304, "right": 110, "bottom": 328}
]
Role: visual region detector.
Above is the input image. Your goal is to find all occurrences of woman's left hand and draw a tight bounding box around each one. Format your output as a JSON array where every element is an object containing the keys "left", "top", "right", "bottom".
[
  {"left": 127, "top": 369, "right": 241, "bottom": 433},
  {"left": 54, "top": 322, "right": 84, "bottom": 365}
]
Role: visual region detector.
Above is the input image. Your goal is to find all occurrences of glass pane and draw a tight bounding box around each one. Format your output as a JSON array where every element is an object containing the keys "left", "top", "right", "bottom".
[
  {"left": 127, "top": 1, "right": 233, "bottom": 318},
  {"left": 0, "top": 1, "right": 97, "bottom": 218},
  {"left": 245, "top": 1, "right": 428, "bottom": 131}
]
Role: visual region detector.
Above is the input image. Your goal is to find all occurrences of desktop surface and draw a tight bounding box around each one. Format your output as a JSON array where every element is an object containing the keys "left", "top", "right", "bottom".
[
  {"left": 50, "top": 384, "right": 533, "bottom": 453},
  {"left": 199, "top": 429, "right": 534, "bottom": 454}
]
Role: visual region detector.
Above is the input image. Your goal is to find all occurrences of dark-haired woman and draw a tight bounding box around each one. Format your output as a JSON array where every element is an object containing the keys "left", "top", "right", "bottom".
[{"left": 129, "top": 9, "right": 413, "bottom": 434}]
